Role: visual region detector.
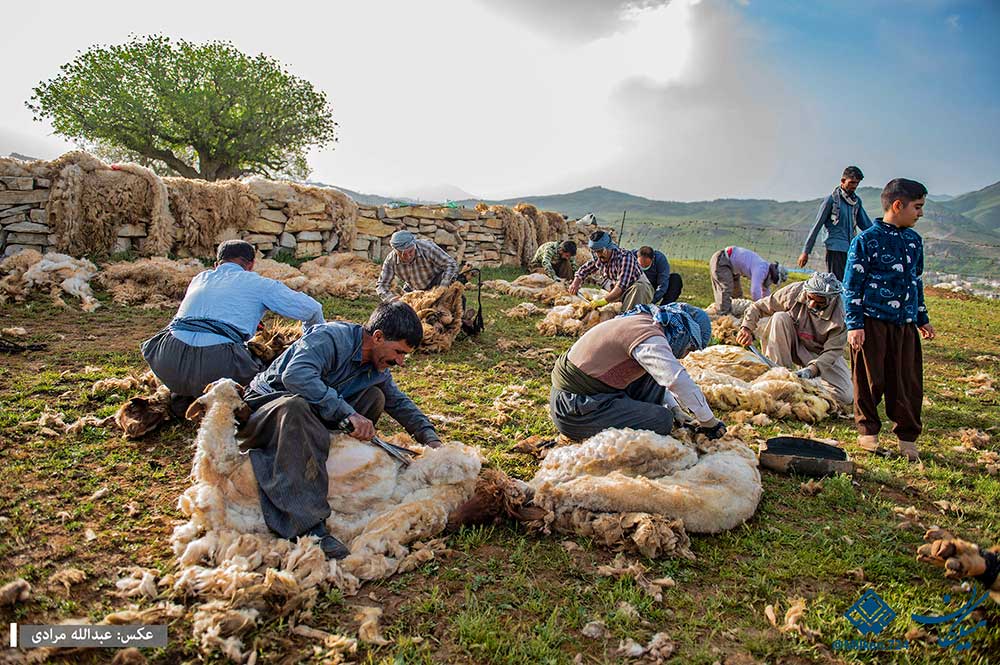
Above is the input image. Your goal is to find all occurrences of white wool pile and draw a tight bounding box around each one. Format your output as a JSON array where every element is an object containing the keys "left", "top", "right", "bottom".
[
  {"left": 503, "top": 302, "right": 545, "bottom": 318},
  {"left": 0, "top": 249, "right": 100, "bottom": 311},
  {"left": 536, "top": 299, "right": 621, "bottom": 337},
  {"left": 529, "top": 428, "right": 762, "bottom": 555},
  {"left": 682, "top": 345, "right": 840, "bottom": 422},
  {"left": 167, "top": 379, "right": 481, "bottom": 659},
  {"left": 484, "top": 273, "right": 569, "bottom": 305}
]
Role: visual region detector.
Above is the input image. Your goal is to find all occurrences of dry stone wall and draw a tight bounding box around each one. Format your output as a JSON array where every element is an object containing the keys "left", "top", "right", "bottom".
[{"left": 1, "top": 152, "right": 609, "bottom": 267}]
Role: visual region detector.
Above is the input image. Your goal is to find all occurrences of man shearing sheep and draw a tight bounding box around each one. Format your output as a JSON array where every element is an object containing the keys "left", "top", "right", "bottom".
[
  {"left": 376, "top": 230, "right": 459, "bottom": 301},
  {"left": 568, "top": 231, "right": 654, "bottom": 309},
  {"left": 549, "top": 302, "right": 727, "bottom": 441},
  {"left": 240, "top": 301, "right": 443, "bottom": 559},
  {"left": 735, "top": 272, "right": 853, "bottom": 406}
]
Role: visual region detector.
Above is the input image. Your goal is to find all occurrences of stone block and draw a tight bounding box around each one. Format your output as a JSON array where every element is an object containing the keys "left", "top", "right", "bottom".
[
  {"left": 0, "top": 204, "right": 33, "bottom": 219},
  {"left": 3, "top": 244, "right": 43, "bottom": 257},
  {"left": 418, "top": 225, "right": 436, "bottom": 234},
  {"left": 376, "top": 207, "right": 386, "bottom": 219},
  {"left": 4, "top": 221, "right": 49, "bottom": 233},
  {"left": 243, "top": 233, "right": 279, "bottom": 245},
  {"left": 29, "top": 208, "right": 47, "bottom": 223},
  {"left": 114, "top": 237, "right": 133, "bottom": 253},
  {"left": 264, "top": 199, "right": 285, "bottom": 209},
  {"left": 0, "top": 177, "right": 33, "bottom": 190},
  {"left": 280, "top": 232, "right": 296, "bottom": 248},
  {"left": 1, "top": 213, "right": 28, "bottom": 225},
  {"left": 352, "top": 237, "right": 371, "bottom": 251},
  {"left": 383, "top": 206, "right": 417, "bottom": 219},
  {"left": 0, "top": 189, "right": 49, "bottom": 205},
  {"left": 248, "top": 218, "right": 285, "bottom": 234},
  {"left": 35, "top": 178, "right": 51, "bottom": 188},
  {"left": 295, "top": 241, "right": 322, "bottom": 258},
  {"left": 291, "top": 200, "right": 326, "bottom": 216},
  {"left": 285, "top": 216, "right": 334, "bottom": 232},
  {"left": 297, "top": 231, "right": 323, "bottom": 242},
  {"left": 356, "top": 216, "right": 396, "bottom": 238},
  {"left": 7, "top": 232, "right": 48, "bottom": 245},
  {"left": 482, "top": 250, "right": 500, "bottom": 260},
  {"left": 117, "top": 223, "right": 147, "bottom": 237},
  {"left": 434, "top": 229, "right": 457, "bottom": 247},
  {"left": 259, "top": 208, "right": 288, "bottom": 223},
  {"left": 484, "top": 218, "right": 503, "bottom": 229}
]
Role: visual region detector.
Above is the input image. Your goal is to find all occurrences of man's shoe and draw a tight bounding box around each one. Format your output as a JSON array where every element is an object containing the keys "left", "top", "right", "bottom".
[
  {"left": 857, "top": 434, "right": 879, "bottom": 452},
  {"left": 303, "top": 524, "right": 350, "bottom": 560},
  {"left": 897, "top": 440, "right": 920, "bottom": 462}
]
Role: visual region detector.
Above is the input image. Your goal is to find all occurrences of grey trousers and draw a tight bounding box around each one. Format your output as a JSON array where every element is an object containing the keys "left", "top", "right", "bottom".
[
  {"left": 240, "top": 385, "right": 386, "bottom": 539},
  {"left": 621, "top": 280, "right": 655, "bottom": 310},
  {"left": 141, "top": 328, "right": 261, "bottom": 397},
  {"left": 549, "top": 374, "right": 674, "bottom": 441},
  {"left": 709, "top": 250, "right": 744, "bottom": 315}
]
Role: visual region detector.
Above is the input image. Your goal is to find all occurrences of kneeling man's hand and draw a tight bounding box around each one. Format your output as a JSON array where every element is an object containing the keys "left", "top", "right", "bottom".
[{"left": 348, "top": 413, "right": 375, "bottom": 440}]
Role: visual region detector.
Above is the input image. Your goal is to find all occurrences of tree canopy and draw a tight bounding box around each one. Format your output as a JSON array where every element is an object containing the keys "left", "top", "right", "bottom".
[{"left": 29, "top": 35, "right": 337, "bottom": 181}]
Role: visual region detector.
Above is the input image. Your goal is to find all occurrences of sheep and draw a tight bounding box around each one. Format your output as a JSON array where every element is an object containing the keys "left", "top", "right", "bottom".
[
  {"left": 399, "top": 282, "right": 466, "bottom": 353},
  {"left": 529, "top": 428, "right": 762, "bottom": 557}
]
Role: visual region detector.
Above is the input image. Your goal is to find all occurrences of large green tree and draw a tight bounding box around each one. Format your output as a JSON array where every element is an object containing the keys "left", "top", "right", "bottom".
[{"left": 29, "top": 35, "right": 337, "bottom": 181}]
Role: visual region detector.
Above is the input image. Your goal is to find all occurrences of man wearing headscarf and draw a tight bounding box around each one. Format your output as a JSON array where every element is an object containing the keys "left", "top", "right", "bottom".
[
  {"left": 708, "top": 246, "right": 788, "bottom": 315},
  {"left": 568, "top": 231, "right": 654, "bottom": 309},
  {"left": 376, "top": 230, "right": 459, "bottom": 301},
  {"left": 736, "top": 272, "right": 852, "bottom": 405},
  {"left": 549, "top": 302, "right": 726, "bottom": 441}
]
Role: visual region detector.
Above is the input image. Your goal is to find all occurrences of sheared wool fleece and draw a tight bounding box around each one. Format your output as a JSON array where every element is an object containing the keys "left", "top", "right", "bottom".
[
  {"left": 0, "top": 249, "right": 100, "bottom": 311},
  {"left": 162, "top": 379, "right": 482, "bottom": 660},
  {"left": 96, "top": 257, "right": 206, "bottom": 307},
  {"left": 529, "top": 428, "right": 762, "bottom": 554},
  {"left": 683, "top": 345, "right": 841, "bottom": 422},
  {"left": 253, "top": 254, "right": 380, "bottom": 300},
  {"left": 399, "top": 282, "right": 465, "bottom": 353},
  {"left": 536, "top": 300, "right": 620, "bottom": 337},
  {"left": 488, "top": 204, "right": 538, "bottom": 266}
]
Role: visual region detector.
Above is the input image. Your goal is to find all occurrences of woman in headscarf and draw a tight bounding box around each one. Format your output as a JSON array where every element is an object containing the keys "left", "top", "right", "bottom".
[
  {"left": 548, "top": 302, "right": 727, "bottom": 441},
  {"left": 736, "top": 272, "right": 853, "bottom": 406}
]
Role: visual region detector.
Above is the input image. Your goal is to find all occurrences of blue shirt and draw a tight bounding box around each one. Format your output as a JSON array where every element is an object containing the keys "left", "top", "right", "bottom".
[
  {"left": 249, "top": 322, "right": 438, "bottom": 444},
  {"left": 803, "top": 192, "right": 873, "bottom": 254},
  {"left": 171, "top": 262, "right": 325, "bottom": 347},
  {"left": 632, "top": 249, "right": 671, "bottom": 302},
  {"left": 843, "top": 219, "right": 929, "bottom": 330}
]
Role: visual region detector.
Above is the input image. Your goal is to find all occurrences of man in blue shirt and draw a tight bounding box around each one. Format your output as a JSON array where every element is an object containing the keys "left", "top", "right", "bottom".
[
  {"left": 798, "top": 166, "right": 873, "bottom": 281},
  {"left": 240, "top": 301, "right": 443, "bottom": 559},
  {"left": 141, "top": 240, "right": 325, "bottom": 413},
  {"left": 634, "top": 246, "right": 682, "bottom": 305}
]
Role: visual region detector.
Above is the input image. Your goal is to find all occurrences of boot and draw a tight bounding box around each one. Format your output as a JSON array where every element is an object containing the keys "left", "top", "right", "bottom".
[
  {"left": 857, "top": 434, "right": 879, "bottom": 452},
  {"left": 303, "top": 523, "right": 350, "bottom": 560},
  {"left": 897, "top": 440, "right": 920, "bottom": 462}
]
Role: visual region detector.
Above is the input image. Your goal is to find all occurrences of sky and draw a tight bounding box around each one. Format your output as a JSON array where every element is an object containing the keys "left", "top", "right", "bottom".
[{"left": 1, "top": 0, "right": 997, "bottom": 202}]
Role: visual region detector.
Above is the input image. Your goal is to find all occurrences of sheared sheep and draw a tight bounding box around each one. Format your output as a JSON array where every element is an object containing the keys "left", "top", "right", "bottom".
[
  {"left": 529, "top": 428, "right": 762, "bottom": 557},
  {"left": 399, "top": 282, "right": 465, "bottom": 353}
]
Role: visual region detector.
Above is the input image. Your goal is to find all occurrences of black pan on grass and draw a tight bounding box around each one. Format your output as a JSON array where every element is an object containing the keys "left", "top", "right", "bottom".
[{"left": 759, "top": 436, "right": 853, "bottom": 477}]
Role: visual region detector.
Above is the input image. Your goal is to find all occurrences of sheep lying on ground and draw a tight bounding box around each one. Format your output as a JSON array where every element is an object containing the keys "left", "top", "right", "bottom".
[
  {"left": 168, "top": 379, "right": 483, "bottom": 659},
  {"left": 399, "top": 282, "right": 465, "bottom": 353},
  {"left": 682, "top": 345, "right": 841, "bottom": 423},
  {"left": 0, "top": 249, "right": 100, "bottom": 311},
  {"left": 529, "top": 428, "right": 762, "bottom": 558}
]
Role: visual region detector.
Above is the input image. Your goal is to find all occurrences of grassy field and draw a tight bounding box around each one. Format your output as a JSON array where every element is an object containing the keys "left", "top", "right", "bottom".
[{"left": 1, "top": 258, "right": 998, "bottom": 664}]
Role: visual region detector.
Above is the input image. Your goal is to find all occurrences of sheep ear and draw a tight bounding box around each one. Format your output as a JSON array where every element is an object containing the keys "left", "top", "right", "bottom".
[{"left": 185, "top": 399, "right": 208, "bottom": 422}]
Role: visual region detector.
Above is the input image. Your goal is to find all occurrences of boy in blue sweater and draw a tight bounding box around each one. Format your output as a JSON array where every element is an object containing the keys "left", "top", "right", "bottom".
[{"left": 844, "top": 178, "right": 936, "bottom": 461}]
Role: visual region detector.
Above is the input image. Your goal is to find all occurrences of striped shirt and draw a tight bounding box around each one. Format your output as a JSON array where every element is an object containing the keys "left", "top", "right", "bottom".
[
  {"left": 376, "top": 239, "right": 459, "bottom": 301},
  {"left": 573, "top": 247, "right": 642, "bottom": 291},
  {"left": 532, "top": 241, "right": 577, "bottom": 280}
]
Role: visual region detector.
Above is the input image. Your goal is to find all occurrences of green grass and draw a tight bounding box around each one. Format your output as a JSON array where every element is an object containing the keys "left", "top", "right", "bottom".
[{"left": 1, "top": 259, "right": 998, "bottom": 663}]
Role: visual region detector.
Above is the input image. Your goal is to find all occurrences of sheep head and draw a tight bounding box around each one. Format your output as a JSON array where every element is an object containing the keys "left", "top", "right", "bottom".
[{"left": 186, "top": 379, "right": 249, "bottom": 423}]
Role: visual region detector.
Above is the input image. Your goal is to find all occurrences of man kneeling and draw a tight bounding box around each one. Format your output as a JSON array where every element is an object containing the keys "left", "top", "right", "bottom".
[
  {"left": 736, "top": 272, "right": 853, "bottom": 406},
  {"left": 240, "top": 301, "right": 443, "bottom": 559},
  {"left": 549, "top": 302, "right": 726, "bottom": 441}
]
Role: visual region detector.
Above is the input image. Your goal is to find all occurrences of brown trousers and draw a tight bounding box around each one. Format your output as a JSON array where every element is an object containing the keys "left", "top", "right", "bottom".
[{"left": 850, "top": 317, "right": 922, "bottom": 441}]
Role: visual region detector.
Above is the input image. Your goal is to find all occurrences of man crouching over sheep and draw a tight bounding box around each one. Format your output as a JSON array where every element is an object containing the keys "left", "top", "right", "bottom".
[
  {"left": 141, "top": 240, "right": 325, "bottom": 416},
  {"left": 240, "top": 301, "right": 443, "bottom": 559},
  {"left": 549, "top": 302, "right": 726, "bottom": 441},
  {"left": 735, "top": 272, "right": 853, "bottom": 407}
]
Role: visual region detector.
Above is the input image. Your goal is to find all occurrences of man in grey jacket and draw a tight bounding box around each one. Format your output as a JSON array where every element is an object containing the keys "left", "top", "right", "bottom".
[
  {"left": 798, "top": 166, "right": 872, "bottom": 281},
  {"left": 240, "top": 301, "right": 442, "bottom": 559}
]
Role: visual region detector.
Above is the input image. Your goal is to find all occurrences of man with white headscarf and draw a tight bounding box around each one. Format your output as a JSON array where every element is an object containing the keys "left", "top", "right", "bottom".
[
  {"left": 376, "top": 230, "right": 459, "bottom": 301},
  {"left": 736, "top": 272, "right": 852, "bottom": 405},
  {"left": 549, "top": 302, "right": 726, "bottom": 441}
]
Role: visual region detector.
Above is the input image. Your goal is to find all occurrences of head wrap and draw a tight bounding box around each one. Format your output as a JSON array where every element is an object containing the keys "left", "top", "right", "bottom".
[
  {"left": 216, "top": 239, "right": 255, "bottom": 263},
  {"left": 804, "top": 272, "right": 842, "bottom": 296},
  {"left": 620, "top": 302, "right": 711, "bottom": 357},
  {"left": 390, "top": 230, "right": 417, "bottom": 250},
  {"left": 588, "top": 231, "right": 615, "bottom": 251}
]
